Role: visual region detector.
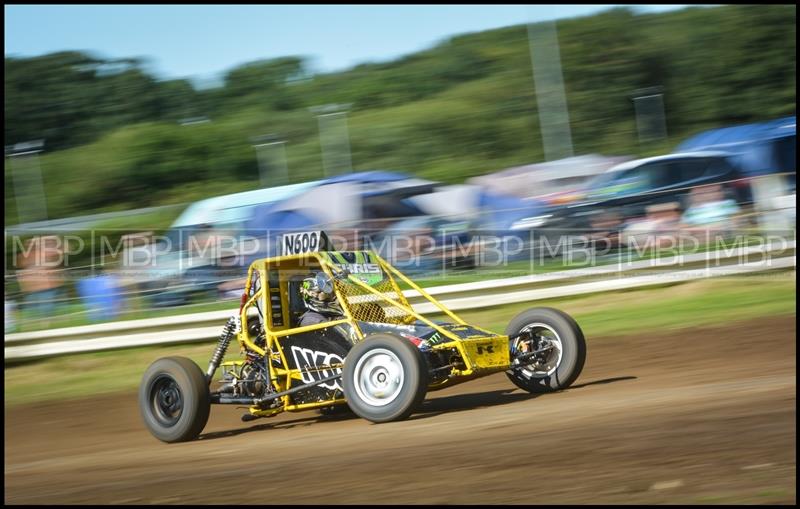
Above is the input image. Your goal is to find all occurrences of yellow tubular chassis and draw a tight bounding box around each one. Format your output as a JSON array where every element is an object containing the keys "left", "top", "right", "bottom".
[{"left": 223, "top": 251, "right": 511, "bottom": 418}]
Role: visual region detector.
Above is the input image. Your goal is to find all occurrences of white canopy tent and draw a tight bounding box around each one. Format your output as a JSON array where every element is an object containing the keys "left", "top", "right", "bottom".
[
  {"left": 170, "top": 181, "right": 320, "bottom": 228},
  {"left": 468, "top": 154, "right": 632, "bottom": 200},
  {"left": 405, "top": 184, "right": 483, "bottom": 219}
]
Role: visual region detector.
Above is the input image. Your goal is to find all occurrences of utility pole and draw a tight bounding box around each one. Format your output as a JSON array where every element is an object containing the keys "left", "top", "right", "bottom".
[
  {"left": 6, "top": 139, "right": 48, "bottom": 224},
  {"left": 527, "top": 19, "right": 574, "bottom": 161},
  {"left": 309, "top": 103, "right": 353, "bottom": 177},
  {"left": 632, "top": 86, "right": 668, "bottom": 144},
  {"left": 252, "top": 134, "right": 289, "bottom": 187}
]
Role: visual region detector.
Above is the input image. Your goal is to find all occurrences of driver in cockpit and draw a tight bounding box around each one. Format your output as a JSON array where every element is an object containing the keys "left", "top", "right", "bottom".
[{"left": 298, "top": 272, "right": 344, "bottom": 326}]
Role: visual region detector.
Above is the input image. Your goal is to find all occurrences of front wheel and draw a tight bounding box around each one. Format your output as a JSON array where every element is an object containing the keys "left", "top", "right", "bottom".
[
  {"left": 342, "top": 333, "right": 428, "bottom": 423},
  {"left": 139, "top": 356, "right": 210, "bottom": 443},
  {"left": 505, "top": 307, "right": 586, "bottom": 393}
]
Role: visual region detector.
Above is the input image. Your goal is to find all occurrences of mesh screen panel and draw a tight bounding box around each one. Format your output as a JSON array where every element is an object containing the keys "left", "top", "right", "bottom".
[{"left": 332, "top": 275, "right": 416, "bottom": 325}]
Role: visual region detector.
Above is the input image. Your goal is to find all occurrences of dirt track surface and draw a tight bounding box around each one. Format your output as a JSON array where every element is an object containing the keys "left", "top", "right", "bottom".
[{"left": 5, "top": 315, "right": 796, "bottom": 504}]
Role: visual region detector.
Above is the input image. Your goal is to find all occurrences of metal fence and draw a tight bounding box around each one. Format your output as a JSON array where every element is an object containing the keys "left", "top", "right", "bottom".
[{"left": 5, "top": 240, "right": 795, "bottom": 360}]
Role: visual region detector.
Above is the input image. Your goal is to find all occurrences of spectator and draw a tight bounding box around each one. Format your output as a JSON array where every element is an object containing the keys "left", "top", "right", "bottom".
[
  {"left": 76, "top": 265, "right": 122, "bottom": 323},
  {"left": 216, "top": 249, "right": 248, "bottom": 300},
  {"left": 588, "top": 210, "right": 624, "bottom": 255},
  {"left": 5, "top": 292, "right": 17, "bottom": 333},
  {"left": 118, "top": 231, "right": 155, "bottom": 310},
  {"left": 622, "top": 202, "right": 682, "bottom": 250},
  {"left": 15, "top": 236, "right": 66, "bottom": 327},
  {"left": 681, "top": 184, "right": 741, "bottom": 240}
]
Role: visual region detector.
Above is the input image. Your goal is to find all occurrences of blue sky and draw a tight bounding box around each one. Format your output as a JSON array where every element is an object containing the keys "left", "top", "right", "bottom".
[{"left": 5, "top": 5, "right": 697, "bottom": 85}]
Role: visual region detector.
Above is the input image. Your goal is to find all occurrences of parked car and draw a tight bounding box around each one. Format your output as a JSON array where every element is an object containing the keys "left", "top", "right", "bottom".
[{"left": 546, "top": 151, "right": 754, "bottom": 235}]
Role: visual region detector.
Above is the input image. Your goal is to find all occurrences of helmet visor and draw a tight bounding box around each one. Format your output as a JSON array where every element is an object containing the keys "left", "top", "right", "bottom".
[{"left": 315, "top": 272, "right": 334, "bottom": 294}]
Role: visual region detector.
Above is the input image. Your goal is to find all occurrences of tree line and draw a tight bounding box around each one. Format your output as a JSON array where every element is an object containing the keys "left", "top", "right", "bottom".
[{"left": 4, "top": 5, "right": 796, "bottom": 223}]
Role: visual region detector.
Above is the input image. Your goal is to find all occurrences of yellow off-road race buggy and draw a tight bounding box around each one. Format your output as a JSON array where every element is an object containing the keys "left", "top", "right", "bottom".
[{"left": 140, "top": 231, "right": 586, "bottom": 443}]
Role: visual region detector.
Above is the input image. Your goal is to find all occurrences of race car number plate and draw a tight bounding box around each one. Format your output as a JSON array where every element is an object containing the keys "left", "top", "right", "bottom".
[{"left": 281, "top": 231, "right": 330, "bottom": 255}]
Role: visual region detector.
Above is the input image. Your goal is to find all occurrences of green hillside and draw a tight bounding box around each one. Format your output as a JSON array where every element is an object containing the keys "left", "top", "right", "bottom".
[{"left": 4, "top": 5, "right": 796, "bottom": 224}]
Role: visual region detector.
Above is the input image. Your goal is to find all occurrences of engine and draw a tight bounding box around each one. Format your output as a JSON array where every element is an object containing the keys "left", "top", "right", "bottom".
[
  {"left": 219, "top": 354, "right": 271, "bottom": 398},
  {"left": 216, "top": 315, "right": 274, "bottom": 398}
]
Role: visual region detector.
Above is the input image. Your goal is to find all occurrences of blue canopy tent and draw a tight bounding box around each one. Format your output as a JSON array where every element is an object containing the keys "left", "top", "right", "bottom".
[
  {"left": 245, "top": 205, "right": 321, "bottom": 233},
  {"left": 474, "top": 191, "right": 551, "bottom": 262},
  {"left": 476, "top": 191, "right": 548, "bottom": 231},
  {"left": 319, "top": 171, "right": 435, "bottom": 219},
  {"left": 318, "top": 170, "right": 413, "bottom": 186},
  {"left": 243, "top": 205, "right": 322, "bottom": 260},
  {"left": 676, "top": 116, "right": 796, "bottom": 178}
]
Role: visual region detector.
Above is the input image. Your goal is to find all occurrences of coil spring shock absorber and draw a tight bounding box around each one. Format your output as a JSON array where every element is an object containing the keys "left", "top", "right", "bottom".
[{"left": 206, "top": 316, "right": 238, "bottom": 382}]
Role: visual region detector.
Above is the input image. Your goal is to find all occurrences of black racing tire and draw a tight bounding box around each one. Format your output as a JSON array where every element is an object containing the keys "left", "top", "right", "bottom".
[
  {"left": 139, "top": 356, "right": 210, "bottom": 443},
  {"left": 342, "top": 333, "right": 427, "bottom": 423},
  {"left": 505, "top": 307, "right": 586, "bottom": 394}
]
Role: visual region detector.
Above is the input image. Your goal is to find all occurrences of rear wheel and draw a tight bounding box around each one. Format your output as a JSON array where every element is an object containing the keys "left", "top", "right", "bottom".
[
  {"left": 505, "top": 307, "right": 586, "bottom": 393},
  {"left": 342, "top": 334, "right": 427, "bottom": 423},
  {"left": 139, "top": 356, "right": 210, "bottom": 443}
]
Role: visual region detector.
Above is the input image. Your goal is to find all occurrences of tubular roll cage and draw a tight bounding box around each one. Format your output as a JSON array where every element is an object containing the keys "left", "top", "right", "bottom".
[{"left": 233, "top": 251, "right": 504, "bottom": 416}]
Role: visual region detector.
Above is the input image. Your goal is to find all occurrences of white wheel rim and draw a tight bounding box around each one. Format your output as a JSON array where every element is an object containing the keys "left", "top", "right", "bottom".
[
  {"left": 352, "top": 348, "right": 405, "bottom": 407},
  {"left": 519, "top": 323, "right": 563, "bottom": 378}
]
